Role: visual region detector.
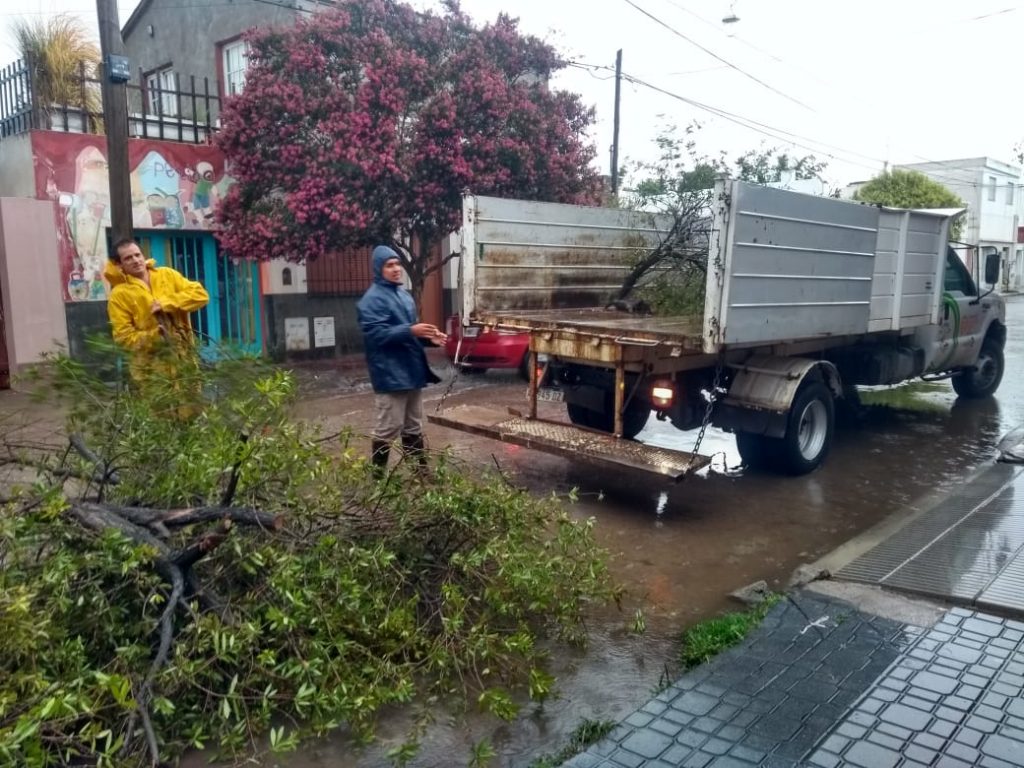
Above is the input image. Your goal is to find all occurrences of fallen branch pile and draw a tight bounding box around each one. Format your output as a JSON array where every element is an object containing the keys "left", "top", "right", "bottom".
[{"left": 68, "top": 498, "right": 283, "bottom": 765}]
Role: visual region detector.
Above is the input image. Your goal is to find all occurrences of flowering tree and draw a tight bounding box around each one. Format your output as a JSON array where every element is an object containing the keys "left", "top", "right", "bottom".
[{"left": 215, "top": 0, "right": 601, "bottom": 296}]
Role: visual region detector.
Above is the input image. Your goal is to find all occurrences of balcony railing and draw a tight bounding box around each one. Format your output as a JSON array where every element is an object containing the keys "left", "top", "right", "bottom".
[{"left": 0, "top": 57, "right": 221, "bottom": 145}]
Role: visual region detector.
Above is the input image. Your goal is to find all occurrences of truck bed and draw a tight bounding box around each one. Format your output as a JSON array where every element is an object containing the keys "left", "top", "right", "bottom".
[
  {"left": 475, "top": 308, "right": 706, "bottom": 352},
  {"left": 460, "top": 185, "right": 954, "bottom": 355}
]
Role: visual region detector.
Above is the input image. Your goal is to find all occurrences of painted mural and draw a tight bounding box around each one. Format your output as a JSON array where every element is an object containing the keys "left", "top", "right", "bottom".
[{"left": 31, "top": 132, "right": 232, "bottom": 301}]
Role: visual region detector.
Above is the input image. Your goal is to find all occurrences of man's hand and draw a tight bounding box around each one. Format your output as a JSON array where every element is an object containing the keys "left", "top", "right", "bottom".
[
  {"left": 411, "top": 323, "right": 448, "bottom": 346},
  {"left": 150, "top": 300, "right": 163, "bottom": 314}
]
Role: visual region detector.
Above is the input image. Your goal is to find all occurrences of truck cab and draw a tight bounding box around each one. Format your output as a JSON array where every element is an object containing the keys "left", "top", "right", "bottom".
[{"left": 922, "top": 247, "right": 1005, "bottom": 396}]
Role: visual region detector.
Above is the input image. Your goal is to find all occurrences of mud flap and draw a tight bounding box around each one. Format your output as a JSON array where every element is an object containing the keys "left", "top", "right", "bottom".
[{"left": 428, "top": 405, "right": 712, "bottom": 480}]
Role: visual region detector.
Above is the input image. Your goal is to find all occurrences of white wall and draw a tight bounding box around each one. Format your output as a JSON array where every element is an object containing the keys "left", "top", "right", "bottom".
[
  {"left": 0, "top": 198, "right": 70, "bottom": 371},
  {"left": 0, "top": 134, "right": 36, "bottom": 198},
  {"left": 262, "top": 260, "right": 307, "bottom": 294}
]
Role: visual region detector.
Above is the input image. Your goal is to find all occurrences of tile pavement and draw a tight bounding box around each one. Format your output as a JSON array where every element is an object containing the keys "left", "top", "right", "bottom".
[
  {"left": 806, "top": 607, "right": 1024, "bottom": 768},
  {"left": 561, "top": 594, "right": 1024, "bottom": 768}
]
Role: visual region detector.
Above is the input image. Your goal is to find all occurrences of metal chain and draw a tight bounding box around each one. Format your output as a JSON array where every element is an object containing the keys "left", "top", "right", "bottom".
[
  {"left": 433, "top": 324, "right": 484, "bottom": 414},
  {"left": 684, "top": 357, "right": 724, "bottom": 473}
]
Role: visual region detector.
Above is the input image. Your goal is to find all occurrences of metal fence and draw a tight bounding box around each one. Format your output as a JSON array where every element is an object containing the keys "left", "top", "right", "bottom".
[
  {"left": 0, "top": 57, "right": 221, "bottom": 144},
  {"left": 307, "top": 246, "right": 376, "bottom": 296},
  {"left": 0, "top": 59, "right": 34, "bottom": 137}
]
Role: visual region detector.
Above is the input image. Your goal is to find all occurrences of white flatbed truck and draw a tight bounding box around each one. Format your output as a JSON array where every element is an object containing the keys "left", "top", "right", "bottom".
[{"left": 429, "top": 179, "right": 1005, "bottom": 479}]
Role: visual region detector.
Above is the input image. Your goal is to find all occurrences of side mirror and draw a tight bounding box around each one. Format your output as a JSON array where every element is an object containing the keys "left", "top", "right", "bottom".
[{"left": 984, "top": 250, "right": 1001, "bottom": 286}]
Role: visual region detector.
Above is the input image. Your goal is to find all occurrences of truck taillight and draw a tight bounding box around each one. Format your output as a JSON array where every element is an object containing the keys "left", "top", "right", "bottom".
[
  {"left": 536, "top": 353, "right": 548, "bottom": 384},
  {"left": 651, "top": 380, "right": 674, "bottom": 409}
]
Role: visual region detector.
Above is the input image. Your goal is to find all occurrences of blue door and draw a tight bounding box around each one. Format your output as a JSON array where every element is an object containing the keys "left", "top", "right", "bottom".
[{"left": 138, "top": 232, "right": 262, "bottom": 357}]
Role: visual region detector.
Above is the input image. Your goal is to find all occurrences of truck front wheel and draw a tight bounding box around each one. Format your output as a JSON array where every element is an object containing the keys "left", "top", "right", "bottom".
[
  {"left": 779, "top": 381, "right": 835, "bottom": 475},
  {"left": 952, "top": 342, "right": 1004, "bottom": 399}
]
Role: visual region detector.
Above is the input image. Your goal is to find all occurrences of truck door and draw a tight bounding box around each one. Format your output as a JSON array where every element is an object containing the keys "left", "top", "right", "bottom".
[{"left": 934, "top": 249, "right": 988, "bottom": 370}]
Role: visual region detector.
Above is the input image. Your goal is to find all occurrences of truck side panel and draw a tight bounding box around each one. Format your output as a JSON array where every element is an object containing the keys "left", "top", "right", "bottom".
[
  {"left": 869, "top": 210, "right": 946, "bottom": 332},
  {"left": 460, "top": 195, "right": 674, "bottom": 319},
  {"left": 708, "top": 181, "right": 881, "bottom": 349}
]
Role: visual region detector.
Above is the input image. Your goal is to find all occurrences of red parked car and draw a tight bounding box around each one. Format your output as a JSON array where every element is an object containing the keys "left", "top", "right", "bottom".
[{"left": 444, "top": 315, "right": 531, "bottom": 380}]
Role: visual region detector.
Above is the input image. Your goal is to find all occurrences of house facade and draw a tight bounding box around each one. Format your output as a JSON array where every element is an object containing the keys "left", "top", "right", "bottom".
[
  {"left": 0, "top": 39, "right": 444, "bottom": 383},
  {"left": 120, "top": 0, "right": 449, "bottom": 353},
  {"left": 120, "top": 0, "right": 336, "bottom": 123}
]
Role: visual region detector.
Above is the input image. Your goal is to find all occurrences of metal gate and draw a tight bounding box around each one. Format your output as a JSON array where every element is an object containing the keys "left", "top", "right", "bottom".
[{"left": 138, "top": 232, "right": 262, "bottom": 356}]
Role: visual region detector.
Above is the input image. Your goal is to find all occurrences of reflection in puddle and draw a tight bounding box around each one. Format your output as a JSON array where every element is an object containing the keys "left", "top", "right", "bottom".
[{"left": 654, "top": 490, "right": 668, "bottom": 526}]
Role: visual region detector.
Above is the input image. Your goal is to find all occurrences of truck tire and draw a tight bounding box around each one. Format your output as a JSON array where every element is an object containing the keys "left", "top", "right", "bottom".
[
  {"left": 566, "top": 402, "right": 596, "bottom": 429},
  {"left": 735, "top": 432, "right": 774, "bottom": 470},
  {"left": 779, "top": 381, "right": 834, "bottom": 475},
  {"left": 952, "top": 342, "right": 1004, "bottom": 399},
  {"left": 566, "top": 397, "right": 650, "bottom": 439}
]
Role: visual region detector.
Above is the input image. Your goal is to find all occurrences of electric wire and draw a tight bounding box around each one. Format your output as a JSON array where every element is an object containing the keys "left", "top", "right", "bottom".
[
  {"left": 570, "top": 61, "right": 1024, "bottom": 190},
  {"left": 621, "top": 0, "right": 814, "bottom": 111}
]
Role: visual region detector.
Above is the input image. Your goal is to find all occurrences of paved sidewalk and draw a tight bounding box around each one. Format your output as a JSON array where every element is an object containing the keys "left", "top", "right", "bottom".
[{"left": 563, "top": 591, "right": 1024, "bottom": 768}]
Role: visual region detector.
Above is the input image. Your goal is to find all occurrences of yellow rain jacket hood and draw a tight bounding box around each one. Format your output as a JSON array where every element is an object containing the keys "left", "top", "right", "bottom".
[{"left": 105, "top": 258, "right": 210, "bottom": 352}]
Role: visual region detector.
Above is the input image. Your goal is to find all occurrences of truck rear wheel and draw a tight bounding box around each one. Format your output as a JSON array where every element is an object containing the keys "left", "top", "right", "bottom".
[
  {"left": 952, "top": 342, "right": 1004, "bottom": 399},
  {"left": 566, "top": 402, "right": 596, "bottom": 429},
  {"left": 735, "top": 432, "right": 773, "bottom": 470},
  {"left": 566, "top": 397, "right": 650, "bottom": 439},
  {"left": 779, "top": 381, "right": 834, "bottom": 475}
]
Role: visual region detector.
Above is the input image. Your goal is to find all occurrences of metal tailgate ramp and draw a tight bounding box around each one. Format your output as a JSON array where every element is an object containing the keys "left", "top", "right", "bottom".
[{"left": 428, "top": 405, "right": 711, "bottom": 480}]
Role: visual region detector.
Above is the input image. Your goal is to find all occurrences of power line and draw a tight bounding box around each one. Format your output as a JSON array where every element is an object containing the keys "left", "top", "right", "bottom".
[
  {"left": 568, "top": 61, "right": 881, "bottom": 172},
  {"left": 620, "top": 0, "right": 814, "bottom": 111},
  {"left": 619, "top": 71, "right": 880, "bottom": 172},
  {"left": 657, "top": 0, "right": 831, "bottom": 88},
  {"left": 571, "top": 61, "right": 1024, "bottom": 190}
]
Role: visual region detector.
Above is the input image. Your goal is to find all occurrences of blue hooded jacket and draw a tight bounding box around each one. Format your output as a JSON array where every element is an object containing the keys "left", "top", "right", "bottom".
[{"left": 356, "top": 245, "right": 440, "bottom": 393}]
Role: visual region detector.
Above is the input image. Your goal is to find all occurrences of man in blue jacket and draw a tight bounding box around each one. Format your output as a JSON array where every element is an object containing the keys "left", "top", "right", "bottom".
[{"left": 357, "top": 245, "right": 447, "bottom": 476}]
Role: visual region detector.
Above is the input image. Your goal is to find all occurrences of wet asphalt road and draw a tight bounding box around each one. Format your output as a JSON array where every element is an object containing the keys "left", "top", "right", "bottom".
[{"left": 267, "top": 296, "right": 1024, "bottom": 767}]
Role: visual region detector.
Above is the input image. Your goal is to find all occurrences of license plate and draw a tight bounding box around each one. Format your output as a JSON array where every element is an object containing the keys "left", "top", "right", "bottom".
[
  {"left": 533, "top": 387, "right": 565, "bottom": 403},
  {"left": 463, "top": 326, "right": 480, "bottom": 338}
]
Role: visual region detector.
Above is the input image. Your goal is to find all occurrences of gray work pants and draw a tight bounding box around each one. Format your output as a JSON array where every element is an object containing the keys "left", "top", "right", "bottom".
[{"left": 372, "top": 389, "right": 424, "bottom": 441}]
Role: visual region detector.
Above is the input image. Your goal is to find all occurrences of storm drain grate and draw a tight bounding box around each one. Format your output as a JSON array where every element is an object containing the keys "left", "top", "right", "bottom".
[
  {"left": 836, "top": 463, "right": 1024, "bottom": 613},
  {"left": 977, "top": 549, "right": 1024, "bottom": 613}
]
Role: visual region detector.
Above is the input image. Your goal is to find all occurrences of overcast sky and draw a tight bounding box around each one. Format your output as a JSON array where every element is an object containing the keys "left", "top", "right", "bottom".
[{"left": 5, "top": 0, "right": 1023, "bottom": 188}]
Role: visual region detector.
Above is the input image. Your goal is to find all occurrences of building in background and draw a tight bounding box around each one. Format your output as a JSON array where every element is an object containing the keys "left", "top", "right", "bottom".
[
  {"left": 842, "top": 158, "right": 1024, "bottom": 292},
  {"left": 121, "top": 0, "right": 335, "bottom": 123},
  {"left": 897, "top": 158, "right": 1024, "bottom": 292}
]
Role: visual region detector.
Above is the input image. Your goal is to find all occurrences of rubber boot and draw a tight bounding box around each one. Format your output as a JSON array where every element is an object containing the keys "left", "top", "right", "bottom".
[
  {"left": 370, "top": 439, "right": 390, "bottom": 479},
  {"left": 401, "top": 433, "right": 430, "bottom": 478}
]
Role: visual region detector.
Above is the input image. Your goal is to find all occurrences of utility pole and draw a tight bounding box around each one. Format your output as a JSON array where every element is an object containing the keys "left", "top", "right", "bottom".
[
  {"left": 96, "top": 0, "right": 133, "bottom": 245},
  {"left": 610, "top": 49, "right": 622, "bottom": 198}
]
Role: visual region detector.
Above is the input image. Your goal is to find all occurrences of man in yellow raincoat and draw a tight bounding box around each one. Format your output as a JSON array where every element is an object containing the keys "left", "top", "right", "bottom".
[{"left": 105, "top": 238, "right": 209, "bottom": 388}]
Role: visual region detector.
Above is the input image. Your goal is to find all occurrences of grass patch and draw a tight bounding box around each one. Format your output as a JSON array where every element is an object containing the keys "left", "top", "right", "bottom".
[
  {"left": 680, "top": 595, "right": 781, "bottom": 670},
  {"left": 528, "top": 718, "right": 617, "bottom": 768},
  {"left": 857, "top": 380, "right": 949, "bottom": 413}
]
